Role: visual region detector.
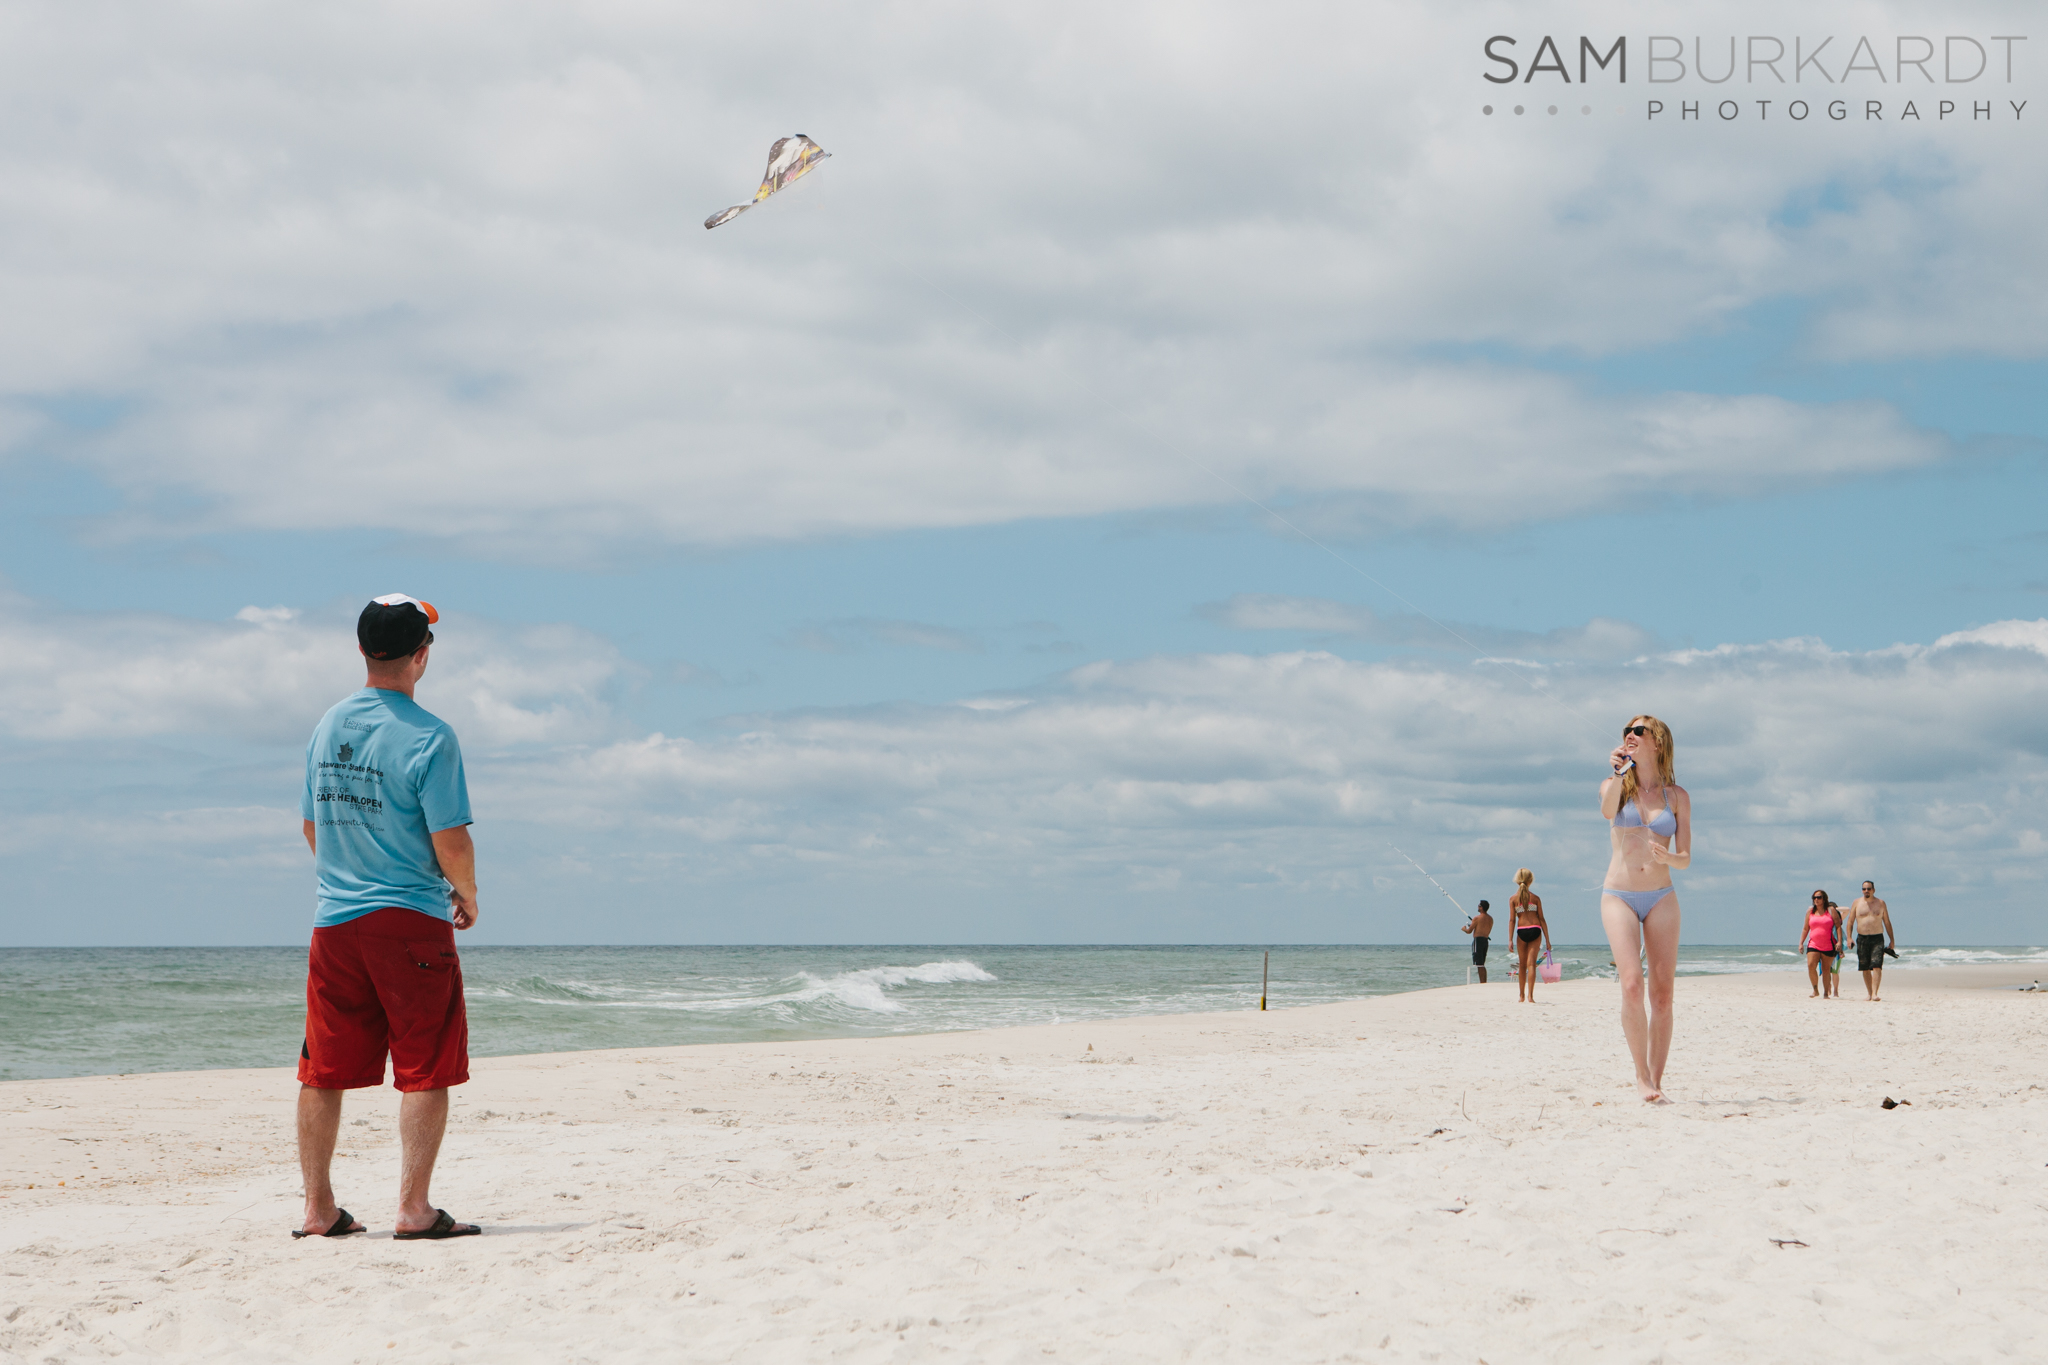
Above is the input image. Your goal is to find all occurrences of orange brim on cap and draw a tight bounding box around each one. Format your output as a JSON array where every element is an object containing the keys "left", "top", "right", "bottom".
[{"left": 372, "top": 593, "right": 439, "bottom": 624}]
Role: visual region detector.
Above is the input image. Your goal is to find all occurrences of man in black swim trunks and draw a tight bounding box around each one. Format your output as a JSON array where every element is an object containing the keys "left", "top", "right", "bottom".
[
  {"left": 1847, "top": 881, "right": 1897, "bottom": 1002},
  {"left": 1464, "top": 900, "right": 1494, "bottom": 983}
]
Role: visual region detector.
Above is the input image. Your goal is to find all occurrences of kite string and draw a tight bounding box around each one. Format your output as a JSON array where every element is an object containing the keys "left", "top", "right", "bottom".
[
  {"left": 1182, "top": 459, "right": 1612, "bottom": 740},
  {"left": 1188, "top": 461, "right": 1634, "bottom": 907},
  {"left": 1178, "top": 461, "right": 1626, "bottom": 905},
  {"left": 905, "top": 257, "right": 1605, "bottom": 749},
  {"left": 711, "top": 140, "right": 1605, "bottom": 895},
  {"left": 1053, "top": 280, "right": 1623, "bottom": 899}
]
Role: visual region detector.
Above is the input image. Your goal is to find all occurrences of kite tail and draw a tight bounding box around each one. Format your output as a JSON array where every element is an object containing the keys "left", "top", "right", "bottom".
[{"left": 704, "top": 203, "right": 753, "bottom": 230}]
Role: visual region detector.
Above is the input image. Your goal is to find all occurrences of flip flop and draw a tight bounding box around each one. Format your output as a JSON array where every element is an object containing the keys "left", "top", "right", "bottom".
[
  {"left": 393, "top": 1209, "right": 481, "bottom": 1240},
  {"left": 291, "top": 1208, "right": 363, "bottom": 1239}
]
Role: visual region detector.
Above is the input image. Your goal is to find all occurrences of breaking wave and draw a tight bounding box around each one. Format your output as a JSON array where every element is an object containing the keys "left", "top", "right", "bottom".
[
  {"left": 1893, "top": 947, "right": 2048, "bottom": 968},
  {"left": 473, "top": 959, "right": 998, "bottom": 1024},
  {"left": 787, "top": 960, "right": 998, "bottom": 1013}
]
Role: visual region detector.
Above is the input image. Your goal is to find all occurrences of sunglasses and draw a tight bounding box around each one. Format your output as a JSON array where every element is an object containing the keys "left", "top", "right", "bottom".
[{"left": 1623, "top": 725, "right": 1651, "bottom": 737}]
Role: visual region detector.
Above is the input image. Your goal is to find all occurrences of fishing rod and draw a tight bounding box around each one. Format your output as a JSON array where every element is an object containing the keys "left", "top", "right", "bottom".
[
  {"left": 1394, "top": 843, "right": 1556, "bottom": 982},
  {"left": 1389, "top": 844, "right": 1466, "bottom": 918}
]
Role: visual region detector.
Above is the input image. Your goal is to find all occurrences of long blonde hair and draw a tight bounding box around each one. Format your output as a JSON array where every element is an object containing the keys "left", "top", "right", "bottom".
[
  {"left": 1619, "top": 714, "right": 1675, "bottom": 811},
  {"left": 1512, "top": 867, "right": 1535, "bottom": 908}
]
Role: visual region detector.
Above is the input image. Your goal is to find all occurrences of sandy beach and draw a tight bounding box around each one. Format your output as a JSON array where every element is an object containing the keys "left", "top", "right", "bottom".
[{"left": 5, "top": 964, "right": 2046, "bottom": 1363}]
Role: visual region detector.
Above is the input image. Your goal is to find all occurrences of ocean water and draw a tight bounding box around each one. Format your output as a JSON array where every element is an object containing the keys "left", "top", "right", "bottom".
[{"left": 5, "top": 943, "right": 2046, "bottom": 1083}]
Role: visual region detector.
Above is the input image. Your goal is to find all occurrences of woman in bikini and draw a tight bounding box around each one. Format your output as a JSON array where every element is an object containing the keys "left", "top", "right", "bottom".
[
  {"left": 1507, "top": 868, "right": 1549, "bottom": 1003},
  {"left": 1801, "top": 890, "right": 1841, "bottom": 999},
  {"left": 1600, "top": 715, "right": 1690, "bottom": 1103}
]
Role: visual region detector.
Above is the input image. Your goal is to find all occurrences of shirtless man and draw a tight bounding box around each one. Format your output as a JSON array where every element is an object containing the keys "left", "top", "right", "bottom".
[
  {"left": 1463, "top": 900, "right": 1494, "bottom": 984},
  {"left": 1846, "top": 881, "right": 1897, "bottom": 1002}
]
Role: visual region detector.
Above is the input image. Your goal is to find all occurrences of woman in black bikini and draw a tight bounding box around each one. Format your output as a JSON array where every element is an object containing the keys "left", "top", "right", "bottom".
[{"left": 1508, "top": 868, "right": 1549, "bottom": 1003}]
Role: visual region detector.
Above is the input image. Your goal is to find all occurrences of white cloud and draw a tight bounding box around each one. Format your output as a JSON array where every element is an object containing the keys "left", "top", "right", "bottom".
[
  {"left": 4, "top": 591, "right": 2045, "bottom": 938},
  {"left": 457, "top": 621, "right": 2048, "bottom": 929},
  {"left": 785, "top": 618, "right": 983, "bottom": 655},
  {"left": 0, "top": 590, "right": 630, "bottom": 748},
  {"left": 0, "top": 0, "right": 2026, "bottom": 556},
  {"left": 0, "top": 805, "right": 305, "bottom": 869},
  {"left": 1931, "top": 618, "right": 2048, "bottom": 657},
  {"left": 1200, "top": 593, "right": 1659, "bottom": 660}
]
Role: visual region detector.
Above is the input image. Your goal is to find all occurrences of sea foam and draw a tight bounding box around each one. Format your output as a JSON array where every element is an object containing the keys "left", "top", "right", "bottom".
[{"left": 789, "top": 960, "right": 999, "bottom": 1014}]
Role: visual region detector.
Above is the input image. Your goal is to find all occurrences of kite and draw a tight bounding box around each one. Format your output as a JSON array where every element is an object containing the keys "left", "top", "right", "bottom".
[{"left": 704, "top": 135, "right": 832, "bottom": 229}]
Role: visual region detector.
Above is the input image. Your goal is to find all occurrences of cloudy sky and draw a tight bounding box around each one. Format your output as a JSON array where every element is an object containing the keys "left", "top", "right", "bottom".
[{"left": 3, "top": 0, "right": 2043, "bottom": 945}]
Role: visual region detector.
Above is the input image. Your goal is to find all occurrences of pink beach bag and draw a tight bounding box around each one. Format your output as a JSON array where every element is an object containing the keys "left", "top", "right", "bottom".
[{"left": 1538, "top": 949, "right": 1562, "bottom": 984}]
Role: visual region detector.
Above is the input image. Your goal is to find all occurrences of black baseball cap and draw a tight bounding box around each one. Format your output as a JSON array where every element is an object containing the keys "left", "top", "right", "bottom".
[{"left": 358, "top": 593, "right": 440, "bottom": 660}]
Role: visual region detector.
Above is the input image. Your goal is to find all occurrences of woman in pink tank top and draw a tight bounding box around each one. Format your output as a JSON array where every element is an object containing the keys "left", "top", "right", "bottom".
[{"left": 1801, "top": 890, "right": 1841, "bottom": 999}]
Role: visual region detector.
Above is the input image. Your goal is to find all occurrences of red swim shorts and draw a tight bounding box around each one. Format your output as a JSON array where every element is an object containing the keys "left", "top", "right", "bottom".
[{"left": 299, "top": 907, "right": 469, "bottom": 1092}]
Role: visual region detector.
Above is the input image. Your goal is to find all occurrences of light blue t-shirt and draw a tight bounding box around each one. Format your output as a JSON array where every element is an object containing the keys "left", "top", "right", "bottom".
[{"left": 301, "top": 689, "right": 473, "bottom": 928}]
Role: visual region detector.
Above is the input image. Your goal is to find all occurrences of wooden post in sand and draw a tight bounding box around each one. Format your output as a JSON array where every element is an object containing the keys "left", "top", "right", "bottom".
[{"left": 1260, "top": 951, "right": 1269, "bottom": 1011}]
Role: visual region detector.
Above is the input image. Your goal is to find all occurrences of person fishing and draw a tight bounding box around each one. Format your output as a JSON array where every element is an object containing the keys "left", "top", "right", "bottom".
[
  {"left": 1391, "top": 846, "right": 1481, "bottom": 985},
  {"left": 1462, "top": 900, "right": 1494, "bottom": 983}
]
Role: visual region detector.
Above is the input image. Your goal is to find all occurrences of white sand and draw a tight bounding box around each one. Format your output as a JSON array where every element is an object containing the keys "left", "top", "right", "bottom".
[{"left": 5, "top": 965, "right": 2047, "bottom": 1363}]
